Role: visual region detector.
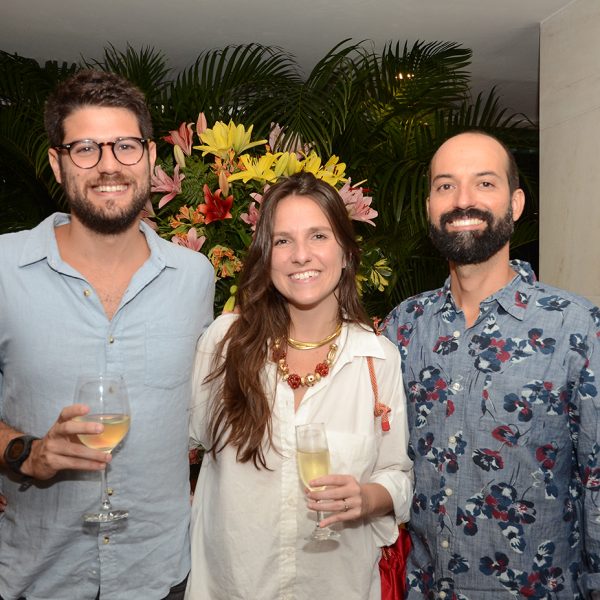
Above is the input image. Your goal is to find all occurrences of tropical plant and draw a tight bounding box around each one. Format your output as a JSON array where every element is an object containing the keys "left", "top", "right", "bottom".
[{"left": 0, "top": 40, "right": 539, "bottom": 315}]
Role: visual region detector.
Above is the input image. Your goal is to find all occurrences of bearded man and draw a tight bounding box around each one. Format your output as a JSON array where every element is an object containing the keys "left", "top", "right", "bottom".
[
  {"left": 383, "top": 131, "right": 600, "bottom": 599},
  {"left": 0, "top": 70, "right": 214, "bottom": 600}
]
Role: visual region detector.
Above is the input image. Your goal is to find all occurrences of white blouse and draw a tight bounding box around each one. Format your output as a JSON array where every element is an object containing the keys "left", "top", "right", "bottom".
[{"left": 186, "top": 314, "right": 413, "bottom": 600}]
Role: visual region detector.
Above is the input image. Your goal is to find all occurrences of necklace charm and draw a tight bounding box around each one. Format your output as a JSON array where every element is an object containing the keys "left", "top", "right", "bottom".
[{"left": 274, "top": 341, "right": 339, "bottom": 389}]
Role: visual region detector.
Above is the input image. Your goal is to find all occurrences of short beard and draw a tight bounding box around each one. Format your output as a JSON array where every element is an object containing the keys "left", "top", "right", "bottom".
[
  {"left": 428, "top": 206, "right": 514, "bottom": 265},
  {"left": 61, "top": 166, "right": 150, "bottom": 236}
]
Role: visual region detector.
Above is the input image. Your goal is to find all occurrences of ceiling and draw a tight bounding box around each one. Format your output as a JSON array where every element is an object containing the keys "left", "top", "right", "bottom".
[{"left": 2, "top": 0, "right": 574, "bottom": 121}]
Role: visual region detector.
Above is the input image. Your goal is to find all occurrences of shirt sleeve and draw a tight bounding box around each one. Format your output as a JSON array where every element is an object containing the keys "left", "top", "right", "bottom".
[
  {"left": 368, "top": 338, "right": 414, "bottom": 538},
  {"left": 577, "top": 315, "right": 600, "bottom": 593},
  {"left": 189, "top": 315, "right": 236, "bottom": 449}
]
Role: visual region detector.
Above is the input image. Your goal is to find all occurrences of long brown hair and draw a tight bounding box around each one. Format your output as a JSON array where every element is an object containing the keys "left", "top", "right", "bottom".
[{"left": 207, "top": 172, "right": 372, "bottom": 468}]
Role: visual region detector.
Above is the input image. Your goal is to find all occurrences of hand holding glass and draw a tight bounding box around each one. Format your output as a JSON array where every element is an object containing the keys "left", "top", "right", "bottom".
[
  {"left": 296, "top": 423, "right": 340, "bottom": 540},
  {"left": 74, "top": 375, "right": 130, "bottom": 522}
]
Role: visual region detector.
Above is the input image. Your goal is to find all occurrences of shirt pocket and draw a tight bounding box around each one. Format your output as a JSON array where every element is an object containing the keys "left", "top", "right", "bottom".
[
  {"left": 327, "top": 430, "right": 377, "bottom": 482},
  {"left": 144, "top": 321, "right": 197, "bottom": 389}
]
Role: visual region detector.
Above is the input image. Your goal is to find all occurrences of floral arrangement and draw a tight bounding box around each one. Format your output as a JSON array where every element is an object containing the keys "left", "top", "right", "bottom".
[{"left": 147, "top": 113, "right": 391, "bottom": 313}]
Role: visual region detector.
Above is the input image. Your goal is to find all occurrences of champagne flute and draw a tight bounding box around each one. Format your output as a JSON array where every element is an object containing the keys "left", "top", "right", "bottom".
[
  {"left": 74, "top": 374, "right": 131, "bottom": 522},
  {"left": 296, "top": 423, "right": 340, "bottom": 541}
]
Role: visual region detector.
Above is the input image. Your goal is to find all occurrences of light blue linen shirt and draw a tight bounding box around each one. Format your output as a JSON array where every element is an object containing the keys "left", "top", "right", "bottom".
[{"left": 0, "top": 213, "right": 214, "bottom": 600}]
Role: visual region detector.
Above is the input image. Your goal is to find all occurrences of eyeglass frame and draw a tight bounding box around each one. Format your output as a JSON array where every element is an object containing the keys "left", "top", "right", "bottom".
[{"left": 53, "top": 137, "right": 151, "bottom": 169}]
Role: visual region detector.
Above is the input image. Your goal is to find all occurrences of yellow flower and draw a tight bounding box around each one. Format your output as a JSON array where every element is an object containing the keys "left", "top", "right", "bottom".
[
  {"left": 227, "top": 153, "right": 281, "bottom": 184},
  {"left": 195, "top": 121, "right": 267, "bottom": 160}
]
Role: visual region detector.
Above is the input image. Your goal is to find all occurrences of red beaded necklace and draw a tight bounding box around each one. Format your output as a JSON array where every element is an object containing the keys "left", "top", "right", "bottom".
[{"left": 273, "top": 340, "right": 339, "bottom": 390}]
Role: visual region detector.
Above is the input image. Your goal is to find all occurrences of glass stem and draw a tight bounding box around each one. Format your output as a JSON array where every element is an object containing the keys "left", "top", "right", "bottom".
[
  {"left": 100, "top": 466, "right": 113, "bottom": 512},
  {"left": 316, "top": 510, "right": 325, "bottom": 528}
]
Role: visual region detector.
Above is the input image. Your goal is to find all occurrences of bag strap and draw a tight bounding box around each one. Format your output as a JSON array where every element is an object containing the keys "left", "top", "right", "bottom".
[{"left": 367, "top": 356, "right": 391, "bottom": 432}]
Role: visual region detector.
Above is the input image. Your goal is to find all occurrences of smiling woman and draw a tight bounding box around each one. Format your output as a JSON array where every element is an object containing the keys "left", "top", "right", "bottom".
[{"left": 186, "top": 171, "right": 413, "bottom": 599}]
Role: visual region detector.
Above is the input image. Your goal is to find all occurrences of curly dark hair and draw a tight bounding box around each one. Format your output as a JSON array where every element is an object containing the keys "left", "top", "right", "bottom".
[{"left": 44, "top": 69, "right": 152, "bottom": 146}]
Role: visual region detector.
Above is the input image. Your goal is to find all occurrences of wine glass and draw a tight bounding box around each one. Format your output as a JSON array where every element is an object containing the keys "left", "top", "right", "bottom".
[
  {"left": 74, "top": 374, "right": 131, "bottom": 522},
  {"left": 296, "top": 423, "right": 340, "bottom": 541}
]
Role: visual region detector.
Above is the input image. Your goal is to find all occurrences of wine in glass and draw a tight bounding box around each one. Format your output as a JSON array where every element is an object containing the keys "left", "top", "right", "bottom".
[
  {"left": 74, "top": 375, "right": 131, "bottom": 522},
  {"left": 296, "top": 423, "right": 340, "bottom": 541}
]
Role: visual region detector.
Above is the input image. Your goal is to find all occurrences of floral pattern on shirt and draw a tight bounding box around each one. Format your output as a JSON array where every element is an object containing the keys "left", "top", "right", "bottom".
[{"left": 383, "top": 261, "right": 600, "bottom": 599}]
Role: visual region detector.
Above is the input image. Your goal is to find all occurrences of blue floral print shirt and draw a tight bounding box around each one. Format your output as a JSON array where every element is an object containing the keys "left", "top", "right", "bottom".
[{"left": 382, "top": 260, "right": 600, "bottom": 599}]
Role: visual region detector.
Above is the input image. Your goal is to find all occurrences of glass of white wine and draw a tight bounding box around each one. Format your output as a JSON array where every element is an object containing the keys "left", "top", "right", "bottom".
[
  {"left": 74, "top": 374, "right": 131, "bottom": 523},
  {"left": 296, "top": 422, "right": 340, "bottom": 541}
]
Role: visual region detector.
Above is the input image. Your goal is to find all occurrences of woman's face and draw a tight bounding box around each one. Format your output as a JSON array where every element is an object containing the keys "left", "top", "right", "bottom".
[{"left": 270, "top": 194, "right": 346, "bottom": 315}]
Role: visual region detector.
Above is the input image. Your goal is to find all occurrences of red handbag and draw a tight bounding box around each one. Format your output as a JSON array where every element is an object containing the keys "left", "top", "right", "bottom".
[{"left": 367, "top": 356, "right": 411, "bottom": 600}]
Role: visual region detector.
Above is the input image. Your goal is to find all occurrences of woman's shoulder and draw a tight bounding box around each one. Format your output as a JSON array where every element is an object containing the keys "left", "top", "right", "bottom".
[
  {"left": 199, "top": 313, "right": 238, "bottom": 346},
  {"left": 346, "top": 322, "right": 400, "bottom": 362}
]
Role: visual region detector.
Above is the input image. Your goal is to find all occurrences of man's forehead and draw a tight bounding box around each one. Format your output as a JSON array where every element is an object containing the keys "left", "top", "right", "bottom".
[{"left": 431, "top": 134, "right": 509, "bottom": 177}]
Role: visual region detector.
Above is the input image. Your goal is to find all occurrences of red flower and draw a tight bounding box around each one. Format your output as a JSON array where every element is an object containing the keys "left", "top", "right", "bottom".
[{"left": 198, "top": 184, "right": 233, "bottom": 224}]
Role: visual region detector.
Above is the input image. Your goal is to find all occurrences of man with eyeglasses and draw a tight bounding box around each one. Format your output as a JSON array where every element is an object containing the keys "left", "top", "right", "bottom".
[{"left": 0, "top": 70, "right": 214, "bottom": 600}]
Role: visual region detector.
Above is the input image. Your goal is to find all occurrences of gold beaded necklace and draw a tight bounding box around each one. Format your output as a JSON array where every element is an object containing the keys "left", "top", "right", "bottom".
[{"left": 273, "top": 324, "right": 342, "bottom": 389}]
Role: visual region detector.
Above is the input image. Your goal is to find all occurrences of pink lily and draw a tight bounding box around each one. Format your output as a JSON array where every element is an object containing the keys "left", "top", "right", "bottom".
[
  {"left": 172, "top": 228, "right": 206, "bottom": 252},
  {"left": 151, "top": 165, "right": 185, "bottom": 209},
  {"left": 240, "top": 201, "right": 260, "bottom": 230},
  {"left": 197, "top": 112, "right": 208, "bottom": 136},
  {"left": 338, "top": 179, "right": 378, "bottom": 226},
  {"left": 163, "top": 121, "right": 194, "bottom": 156},
  {"left": 140, "top": 199, "right": 158, "bottom": 231}
]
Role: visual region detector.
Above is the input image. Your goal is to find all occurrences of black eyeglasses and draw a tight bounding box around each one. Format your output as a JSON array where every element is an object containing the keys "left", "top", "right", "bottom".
[{"left": 54, "top": 137, "right": 150, "bottom": 169}]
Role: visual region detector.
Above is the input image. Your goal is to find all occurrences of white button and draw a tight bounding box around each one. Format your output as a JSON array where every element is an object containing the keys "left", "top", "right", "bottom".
[
  {"left": 83, "top": 289, "right": 91, "bottom": 297},
  {"left": 103, "top": 536, "right": 110, "bottom": 544},
  {"left": 453, "top": 330, "right": 461, "bottom": 338},
  {"left": 439, "top": 592, "right": 447, "bottom": 599},
  {"left": 451, "top": 382, "right": 461, "bottom": 392},
  {"left": 445, "top": 488, "right": 453, "bottom": 496},
  {"left": 448, "top": 435, "right": 456, "bottom": 444},
  {"left": 107, "top": 488, "right": 114, "bottom": 496},
  {"left": 441, "top": 539, "right": 449, "bottom": 549},
  {"left": 108, "top": 336, "right": 115, "bottom": 344}
]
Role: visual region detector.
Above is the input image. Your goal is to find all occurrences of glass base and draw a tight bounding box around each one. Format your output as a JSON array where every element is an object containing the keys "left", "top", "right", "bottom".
[
  {"left": 308, "top": 525, "right": 340, "bottom": 541},
  {"left": 83, "top": 509, "right": 129, "bottom": 523}
]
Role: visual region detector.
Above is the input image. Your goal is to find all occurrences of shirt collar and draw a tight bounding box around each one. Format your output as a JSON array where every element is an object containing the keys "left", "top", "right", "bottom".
[
  {"left": 435, "top": 259, "right": 537, "bottom": 321},
  {"left": 18, "top": 212, "right": 176, "bottom": 271}
]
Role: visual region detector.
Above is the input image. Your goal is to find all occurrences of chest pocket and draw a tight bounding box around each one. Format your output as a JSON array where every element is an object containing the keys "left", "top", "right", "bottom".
[
  {"left": 144, "top": 322, "right": 198, "bottom": 388},
  {"left": 327, "top": 430, "right": 378, "bottom": 482}
]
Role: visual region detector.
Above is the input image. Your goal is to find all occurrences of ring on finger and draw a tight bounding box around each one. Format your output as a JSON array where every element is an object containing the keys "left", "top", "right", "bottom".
[{"left": 343, "top": 499, "right": 349, "bottom": 512}]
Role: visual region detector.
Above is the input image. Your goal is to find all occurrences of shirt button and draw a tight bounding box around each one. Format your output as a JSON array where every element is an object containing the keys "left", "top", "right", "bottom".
[
  {"left": 107, "top": 488, "right": 114, "bottom": 496},
  {"left": 103, "top": 536, "right": 110, "bottom": 544},
  {"left": 439, "top": 592, "right": 447, "bottom": 599},
  {"left": 441, "top": 539, "right": 449, "bottom": 549},
  {"left": 445, "top": 488, "right": 453, "bottom": 496},
  {"left": 108, "top": 336, "right": 115, "bottom": 344},
  {"left": 448, "top": 435, "right": 456, "bottom": 444},
  {"left": 453, "top": 330, "right": 460, "bottom": 338},
  {"left": 451, "top": 382, "right": 461, "bottom": 392},
  {"left": 83, "top": 289, "right": 91, "bottom": 297}
]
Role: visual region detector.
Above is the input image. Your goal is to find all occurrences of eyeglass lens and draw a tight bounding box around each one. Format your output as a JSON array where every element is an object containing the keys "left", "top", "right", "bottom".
[{"left": 67, "top": 138, "right": 145, "bottom": 168}]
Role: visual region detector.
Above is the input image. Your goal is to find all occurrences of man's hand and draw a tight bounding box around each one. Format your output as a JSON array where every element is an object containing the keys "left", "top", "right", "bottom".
[{"left": 20, "top": 404, "right": 111, "bottom": 480}]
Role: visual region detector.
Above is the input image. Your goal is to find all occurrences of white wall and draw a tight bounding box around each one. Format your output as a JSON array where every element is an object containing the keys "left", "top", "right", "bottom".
[{"left": 540, "top": 0, "right": 600, "bottom": 306}]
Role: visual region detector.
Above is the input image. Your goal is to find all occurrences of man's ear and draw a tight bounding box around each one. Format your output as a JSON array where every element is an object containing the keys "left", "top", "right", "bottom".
[
  {"left": 148, "top": 140, "right": 157, "bottom": 171},
  {"left": 48, "top": 148, "right": 62, "bottom": 184},
  {"left": 511, "top": 189, "right": 525, "bottom": 222}
]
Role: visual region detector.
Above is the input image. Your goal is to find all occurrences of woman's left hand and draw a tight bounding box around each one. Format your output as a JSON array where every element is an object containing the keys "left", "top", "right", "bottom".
[{"left": 305, "top": 474, "right": 366, "bottom": 528}]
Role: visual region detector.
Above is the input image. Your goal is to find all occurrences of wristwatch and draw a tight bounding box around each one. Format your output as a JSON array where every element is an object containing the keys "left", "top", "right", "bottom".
[{"left": 4, "top": 435, "right": 40, "bottom": 476}]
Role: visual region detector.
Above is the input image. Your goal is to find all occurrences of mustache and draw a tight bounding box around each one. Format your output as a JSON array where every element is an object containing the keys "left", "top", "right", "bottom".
[
  {"left": 87, "top": 175, "right": 133, "bottom": 187},
  {"left": 439, "top": 208, "right": 493, "bottom": 228}
]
